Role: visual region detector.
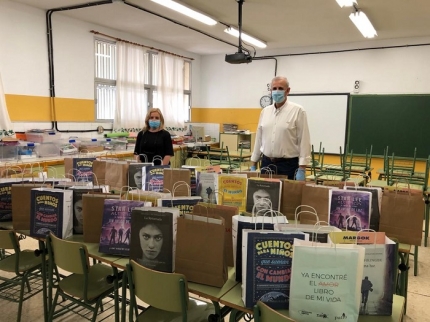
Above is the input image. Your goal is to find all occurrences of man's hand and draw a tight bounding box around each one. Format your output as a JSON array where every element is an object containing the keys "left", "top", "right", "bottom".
[{"left": 295, "top": 168, "right": 306, "bottom": 181}]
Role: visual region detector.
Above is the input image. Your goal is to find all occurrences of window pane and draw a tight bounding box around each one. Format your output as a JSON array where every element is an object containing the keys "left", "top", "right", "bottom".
[
  {"left": 184, "top": 61, "right": 191, "bottom": 91},
  {"left": 96, "top": 83, "right": 116, "bottom": 120},
  {"left": 152, "top": 53, "right": 158, "bottom": 86},
  {"left": 184, "top": 93, "right": 190, "bottom": 122},
  {"left": 95, "top": 40, "right": 116, "bottom": 80},
  {"left": 144, "top": 52, "right": 149, "bottom": 84}
]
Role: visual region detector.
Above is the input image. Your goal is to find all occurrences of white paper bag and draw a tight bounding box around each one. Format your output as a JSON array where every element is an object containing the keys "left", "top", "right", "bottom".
[{"left": 289, "top": 239, "right": 365, "bottom": 322}]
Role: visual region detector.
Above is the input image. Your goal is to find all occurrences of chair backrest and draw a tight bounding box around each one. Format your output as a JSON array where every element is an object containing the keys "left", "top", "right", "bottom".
[
  {"left": 254, "top": 301, "right": 295, "bottom": 322},
  {"left": 129, "top": 260, "right": 187, "bottom": 313},
  {"left": 0, "top": 230, "right": 17, "bottom": 250},
  {"left": 48, "top": 233, "right": 89, "bottom": 274}
]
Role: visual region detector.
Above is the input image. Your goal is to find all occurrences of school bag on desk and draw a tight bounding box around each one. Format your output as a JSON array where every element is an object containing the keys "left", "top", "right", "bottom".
[
  {"left": 30, "top": 187, "right": 73, "bottom": 239},
  {"left": 328, "top": 230, "right": 396, "bottom": 315},
  {"left": 289, "top": 233, "right": 365, "bottom": 322},
  {"left": 232, "top": 204, "right": 287, "bottom": 282}
]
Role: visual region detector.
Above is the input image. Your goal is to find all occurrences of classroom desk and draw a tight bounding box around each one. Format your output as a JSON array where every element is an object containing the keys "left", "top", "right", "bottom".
[
  {"left": 191, "top": 150, "right": 252, "bottom": 160},
  {"left": 220, "top": 283, "right": 405, "bottom": 322}
]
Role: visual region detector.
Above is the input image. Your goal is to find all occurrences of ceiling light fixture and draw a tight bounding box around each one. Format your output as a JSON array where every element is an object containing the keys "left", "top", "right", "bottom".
[
  {"left": 224, "top": 27, "right": 267, "bottom": 48},
  {"left": 349, "top": 10, "right": 377, "bottom": 38},
  {"left": 336, "top": 0, "right": 357, "bottom": 8},
  {"left": 151, "top": 0, "right": 217, "bottom": 26}
]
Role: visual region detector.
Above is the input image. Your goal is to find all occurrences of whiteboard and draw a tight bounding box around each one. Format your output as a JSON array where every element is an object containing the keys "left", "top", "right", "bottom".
[{"left": 289, "top": 94, "right": 349, "bottom": 154}]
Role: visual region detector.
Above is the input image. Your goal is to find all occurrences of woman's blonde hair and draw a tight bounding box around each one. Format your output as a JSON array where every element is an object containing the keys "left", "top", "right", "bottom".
[{"left": 142, "top": 108, "right": 165, "bottom": 131}]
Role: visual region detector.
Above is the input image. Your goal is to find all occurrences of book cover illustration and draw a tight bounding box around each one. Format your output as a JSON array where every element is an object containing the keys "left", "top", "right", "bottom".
[
  {"left": 329, "top": 232, "right": 395, "bottom": 315},
  {"left": 245, "top": 178, "right": 282, "bottom": 214},
  {"left": 197, "top": 172, "right": 218, "bottom": 204},
  {"left": 72, "top": 158, "right": 96, "bottom": 182},
  {"left": 71, "top": 187, "right": 103, "bottom": 234},
  {"left": 242, "top": 231, "right": 307, "bottom": 309},
  {"left": 0, "top": 180, "right": 14, "bottom": 221},
  {"left": 130, "top": 207, "right": 180, "bottom": 272},
  {"left": 142, "top": 165, "right": 170, "bottom": 192},
  {"left": 346, "top": 186, "right": 382, "bottom": 231},
  {"left": 218, "top": 175, "right": 247, "bottom": 212},
  {"left": 128, "top": 163, "right": 152, "bottom": 190},
  {"left": 328, "top": 189, "right": 372, "bottom": 231},
  {"left": 98, "top": 199, "right": 146, "bottom": 256},
  {"left": 157, "top": 196, "right": 202, "bottom": 216},
  {"left": 30, "top": 188, "right": 73, "bottom": 239}
]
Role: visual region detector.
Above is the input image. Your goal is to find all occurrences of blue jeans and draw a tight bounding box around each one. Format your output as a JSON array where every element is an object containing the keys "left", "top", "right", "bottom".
[{"left": 261, "top": 155, "right": 299, "bottom": 180}]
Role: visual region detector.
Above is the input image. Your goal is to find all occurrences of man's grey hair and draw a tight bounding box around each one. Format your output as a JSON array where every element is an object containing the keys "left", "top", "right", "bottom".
[{"left": 271, "top": 76, "right": 290, "bottom": 88}]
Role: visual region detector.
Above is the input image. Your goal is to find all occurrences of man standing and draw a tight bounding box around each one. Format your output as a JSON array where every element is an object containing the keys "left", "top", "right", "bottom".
[{"left": 250, "top": 76, "right": 311, "bottom": 180}]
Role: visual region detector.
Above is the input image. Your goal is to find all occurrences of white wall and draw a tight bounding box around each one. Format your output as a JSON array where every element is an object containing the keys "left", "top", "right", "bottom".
[
  {"left": 199, "top": 40, "right": 430, "bottom": 108},
  {"left": 0, "top": 0, "right": 201, "bottom": 138}
]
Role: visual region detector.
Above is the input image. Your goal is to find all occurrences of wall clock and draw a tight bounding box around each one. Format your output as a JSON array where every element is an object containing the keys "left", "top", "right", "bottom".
[{"left": 260, "top": 95, "right": 272, "bottom": 108}]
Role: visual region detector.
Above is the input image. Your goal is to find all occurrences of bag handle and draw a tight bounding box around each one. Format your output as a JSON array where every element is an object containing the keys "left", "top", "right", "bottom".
[
  {"left": 259, "top": 166, "right": 277, "bottom": 177},
  {"left": 251, "top": 198, "right": 272, "bottom": 217},
  {"left": 153, "top": 155, "right": 163, "bottom": 165},
  {"left": 204, "top": 190, "right": 223, "bottom": 205},
  {"left": 294, "top": 205, "right": 318, "bottom": 224},
  {"left": 345, "top": 215, "right": 362, "bottom": 231},
  {"left": 172, "top": 181, "right": 191, "bottom": 197}
]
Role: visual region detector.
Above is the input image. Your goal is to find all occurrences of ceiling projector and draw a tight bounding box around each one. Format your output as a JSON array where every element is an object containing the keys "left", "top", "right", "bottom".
[{"left": 225, "top": 52, "right": 252, "bottom": 64}]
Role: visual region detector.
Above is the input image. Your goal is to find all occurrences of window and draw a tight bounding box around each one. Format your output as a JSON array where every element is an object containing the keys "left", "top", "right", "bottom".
[{"left": 94, "top": 39, "right": 191, "bottom": 122}]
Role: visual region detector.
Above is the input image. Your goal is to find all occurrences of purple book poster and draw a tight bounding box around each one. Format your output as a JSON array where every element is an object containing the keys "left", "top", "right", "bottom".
[
  {"left": 329, "top": 190, "right": 372, "bottom": 231},
  {"left": 98, "top": 199, "right": 146, "bottom": 256},
  {"left": 142, "top": 165, "right": 170, "bottom": 192}
]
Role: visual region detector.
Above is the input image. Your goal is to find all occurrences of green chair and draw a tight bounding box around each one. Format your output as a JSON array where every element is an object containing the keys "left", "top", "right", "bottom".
[
  {"left": 46, "top": 233, "right": 120, "bottom": 322},
  {"left": 0, "top": 230, "right": 44, "bottom": 322},
  {"left": 126, "top": 259, "right": 215, "bottom": 322},
  {"left": 253, "top": 301, "right": 294, "bottom": 322},
  {"left": 207, "top": 143, "right": 233, "bottom": 172}
]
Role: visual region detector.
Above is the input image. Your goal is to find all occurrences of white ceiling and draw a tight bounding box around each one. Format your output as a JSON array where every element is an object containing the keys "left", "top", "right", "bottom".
[{"left": 12, "top": 0, "right": 430, "bottom": 55}]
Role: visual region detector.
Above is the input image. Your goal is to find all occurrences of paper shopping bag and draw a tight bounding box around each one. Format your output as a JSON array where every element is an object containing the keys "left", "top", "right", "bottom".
[
  {"left": 163, "top": 168, "right": 191, "bottom": 196},
  {"left": 69, "top": 187, "right": 103, "bottom": 234},
  {"left": 142, "top": 165, "right": 170, "bottom": 192},
  {"left": 0, "top": 178, "right": 26, "bottom": 221},
  {"left": 30, "top": 188, "right": 73, "bottom": 239},
  {"left": 175, "top": 213, "right": 227, "bottom": 287},
  {"left": 300, "top": 184, "right": 336, "bottom": 224},
  {"left": 105, "top": 161, "right": 129, "bottom": 192},
  {"left": 242, "top": 230, "right": 307, "bottom": 309},
  {"left": 12, "top": 183, "right": 50, "bottom": 230},
  {"left": 82, "top": 193, "right": 121, "bottom": 243},
  {"left": 380, "top": 188, "right": 424, "bottom": 246},
  {"left": 281, "top": 179, "right": 305, "bottom": 220},
  {"left": 289, "top": 239, "right": 365, "bottom": 322},
  {"left": 130, "top": 207, "right": 180, "bottom": 273},
  {"left": 64, "top": 157, "right": 96, "bottom": 182},
  {"left": 232, "top": 213, "right": 287, "bottom": 282},
  {"left": 92, "top": 160, "right": 107, "bottom": 185},
  {"left": 193, "top": 202, "right": 239, "bottom": 267},
  {"left": 329, "top": 231, "right": 396, "bottom": 315}
]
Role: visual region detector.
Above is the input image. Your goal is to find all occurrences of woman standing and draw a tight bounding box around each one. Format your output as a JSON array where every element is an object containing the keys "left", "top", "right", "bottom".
[{"left": 134, "top": 108, "right": 174, "bottom": 165}]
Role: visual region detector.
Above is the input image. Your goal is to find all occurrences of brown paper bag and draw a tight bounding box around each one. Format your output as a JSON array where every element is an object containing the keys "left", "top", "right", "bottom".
[
  {"left": 105, "top": 161, "right": 128, "bottom": 192},
  {"left": 64, "top": 157, "right": 96, "bottom": 182},
  {"left": 193, "top": 202, "right": 239, "bottom": 267},
  {"left": 12, "top": 183, "right": 50, "bottom": 230},
  {"left": 380, "top": 189, "right": 424, "bottom": 246},
  {"left": 300, "top": 184, "right": 334, "bottom": 224},
  {"left": 82, "top": 193, "right": 121, "bottom": 243},
  {"left": 163, "top": 168, "right": 191, "bottom": 196},
  {"left": 281, "top": 179, "right": 305, "bottom": 220},
  {"left": 92, "top": 160, "right": 107, "bottom": 185},
  {"left": 175, "top": 213, "right": 227, "bottom": 287}
]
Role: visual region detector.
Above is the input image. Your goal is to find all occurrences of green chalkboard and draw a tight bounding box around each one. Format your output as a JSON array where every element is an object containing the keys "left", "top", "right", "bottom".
[{"left": 347, "top": 94, "right": 430, "bottom": 159}]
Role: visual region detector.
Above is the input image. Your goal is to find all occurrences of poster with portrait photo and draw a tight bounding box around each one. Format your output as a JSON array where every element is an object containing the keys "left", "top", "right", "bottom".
[
  {"left": 245, "top": 179, "right": 282, "bottom": 214},
  {"left": 130, "top": 207, "right": 180, "bottom": 273},
  {"left": 128, "top": 163, "right": 152, "bottom": 190}
]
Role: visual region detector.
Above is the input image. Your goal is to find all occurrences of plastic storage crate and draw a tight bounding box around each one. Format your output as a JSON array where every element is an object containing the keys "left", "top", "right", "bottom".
[
  {"left": 34, "top": 142, "right": 61, "bottom": 158},
  {"left": 26, "top": 130, "right": 61, "bottom": 143},
  {"left": 79, "top": 138, "right": 104, "bottom": 153},
  {"left": 18, "top": 142, "right": 38, "bottom": 160},
  {"left": 0, "top": 144, "right": 19, "bottom": 161}
]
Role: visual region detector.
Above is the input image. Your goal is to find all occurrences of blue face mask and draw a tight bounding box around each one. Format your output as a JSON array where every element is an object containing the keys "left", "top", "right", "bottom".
[
  {"left": 271, "top": 90, "right": 285, "bottom": 103},
  {"left": 149, "top": 120, "right": 160, "bottom": 129}
]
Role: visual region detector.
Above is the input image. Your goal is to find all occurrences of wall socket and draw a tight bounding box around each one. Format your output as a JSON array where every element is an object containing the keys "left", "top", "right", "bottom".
[{"left": 353, "top": 80, "right": 360, "bottom": 93}]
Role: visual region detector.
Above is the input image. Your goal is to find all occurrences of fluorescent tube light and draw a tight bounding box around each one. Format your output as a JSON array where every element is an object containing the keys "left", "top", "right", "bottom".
[
  {"left": 151, "top": 0, "right": 217, "bottom": 26},
  {"left": 349, "top": 10, "right": 377, "bottom": 38},
  {"left": 336, "top": 0, "right": 357, "bottom": 7},
  {"left": 224, "top": 27, "right": 267, "bottom": 48}
]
